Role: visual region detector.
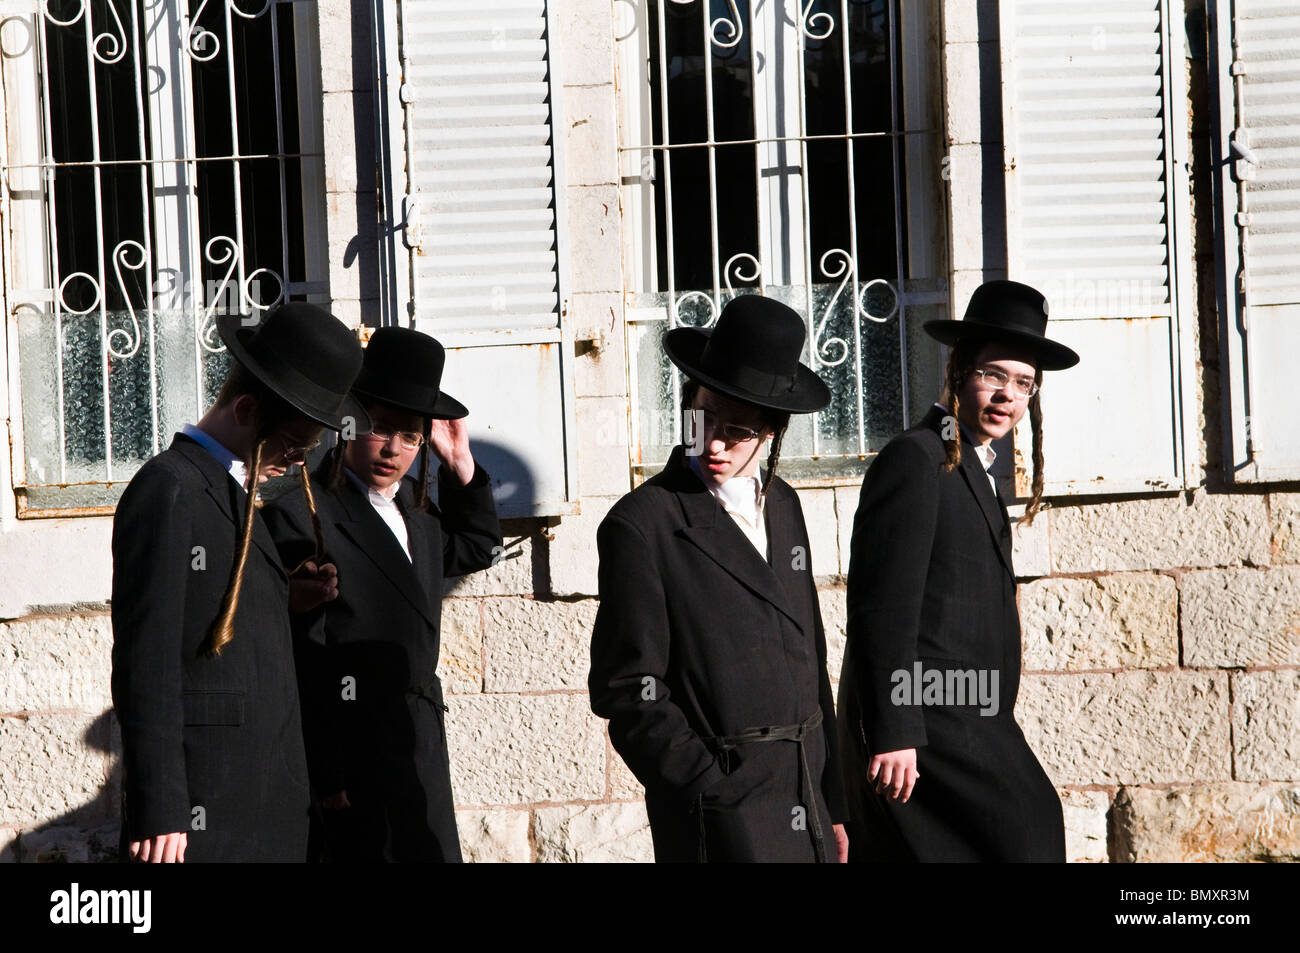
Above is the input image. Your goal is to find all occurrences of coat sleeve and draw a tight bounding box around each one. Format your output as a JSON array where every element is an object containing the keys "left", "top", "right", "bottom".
[
  {"left": 588, "top": 512, "right": 726, "bottom": 804},
  {"left": 845, "top": 437, "right": 940, "bottom": 754},
  {"left": 434, "top": 461, "right": 503, "bottom": 578},
  {"left": 110, "top": 465, "right": 195, "bottom": 841},
  {"left": 262, "top": 496, "right": 346, "bottom": 797}
]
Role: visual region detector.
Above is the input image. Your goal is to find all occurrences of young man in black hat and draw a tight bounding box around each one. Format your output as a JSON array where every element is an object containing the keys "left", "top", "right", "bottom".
[
  {"left": 837, "top": 279, "right": 1078, "bottom": 862},
  {"left": 264, "top": 327, "right": 501, "bottom": 863},
  {"left": 589, "top": 294, "right": 848, "bottom": 862},
  {"left": 111, "top": 302, "right": 369, "bottom": 863}
]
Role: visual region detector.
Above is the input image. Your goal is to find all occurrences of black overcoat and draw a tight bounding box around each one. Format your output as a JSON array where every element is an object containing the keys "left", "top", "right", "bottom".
[
  {"left": 589, "top": 445, "right": 847, "bottom": 862},
  {"left": 837, "top": 405, "right": 1065, "bottom": 862},
  {"left": 263, "top": 460, "right": 501, "bottom": 862},
  {"left": 110, "top": 434, "right": 311, "bottom": 862}
]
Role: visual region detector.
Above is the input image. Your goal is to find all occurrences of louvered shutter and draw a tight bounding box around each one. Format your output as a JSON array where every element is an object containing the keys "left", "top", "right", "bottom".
[
  {"left": 382, "top": 0, "right": 577, "bottom": 516},
  {"left": 1001, "top": 0, "right": 1195, "bottom": 495},
  {"left": 1212, "top": 0, "right": 1300, "bottom": 481}
]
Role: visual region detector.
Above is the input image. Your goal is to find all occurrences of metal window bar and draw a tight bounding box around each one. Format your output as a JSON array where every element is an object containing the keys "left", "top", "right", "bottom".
[
  {"left": 621, "top": 0, "right": 941, "bottom": 478},
  {"left": 1, "top": 0, "right": 317, "bottom": 507}
]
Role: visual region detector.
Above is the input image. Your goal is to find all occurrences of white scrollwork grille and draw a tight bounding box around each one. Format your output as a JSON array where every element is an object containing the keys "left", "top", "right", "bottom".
[
  {"left": 619, "top": 0, "right": 950, "bottom": 481},
  {"left": 0, "top": 0, "right": 325, "bottom": 509}
]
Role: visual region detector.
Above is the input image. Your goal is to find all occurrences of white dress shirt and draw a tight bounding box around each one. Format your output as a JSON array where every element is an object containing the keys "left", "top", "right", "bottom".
[
  {"left": 345, "top": 468, "right": 412, "bottom": 561},
  {"left": 688, "top": 454, "right": 769, "bottom": 560},
  {"left": 181, "top": 423, "right": 248, "bottom": 491}
]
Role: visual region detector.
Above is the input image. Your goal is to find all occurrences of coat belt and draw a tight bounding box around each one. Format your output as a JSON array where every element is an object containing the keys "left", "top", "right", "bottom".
[{"left": 700, "top": 709, "right": 827, "bottom": 863}]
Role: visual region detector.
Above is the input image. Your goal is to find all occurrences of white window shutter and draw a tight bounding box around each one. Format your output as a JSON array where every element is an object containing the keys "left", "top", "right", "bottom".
[
  {"left": 1001, "top": 0, "right": 1195, "bottom": 496},
  {"left": 381, "top": 0, "right": 577, "bottom": 516},
  {"left": 1212, "top": 0, "right": 1300, "bottom": 481}
]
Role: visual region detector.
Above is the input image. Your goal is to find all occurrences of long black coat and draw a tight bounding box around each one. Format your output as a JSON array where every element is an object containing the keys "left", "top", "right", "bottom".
[
  {"left": 110, "top": 434, "right": 311, "bottom": 862},
  {"left": 837, "top": 406, "right": 1064, "bottom": 862},
  {"left": 263, "top": 460, "right": 500, "bottom": 862},
  {"left": 589, "top": 445, "right": 847, "bottom": 862}
]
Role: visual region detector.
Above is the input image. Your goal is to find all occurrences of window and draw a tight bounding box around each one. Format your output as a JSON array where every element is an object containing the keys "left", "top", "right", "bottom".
[
  {"left": 618, "top": 0, "right": 948, "bottom": 483},
  {"left": 1, "top": 0, "right": 326, "bottom": 514},
  {"left": 1210, "top": 0, "right": 1300, "bottom": 482},
  {"left": 374, "top": 0, "right": 577, "bottom": 517}
]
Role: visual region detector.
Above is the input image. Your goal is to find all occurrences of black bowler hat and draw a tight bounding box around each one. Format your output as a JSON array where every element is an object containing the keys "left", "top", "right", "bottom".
[
  {"left": 351, "top": 327, "right": 468, "bottom": 421},
  {"left": 663, "top": 294, "right": 831, "bottom": 413},
  {"left": 217, "top": 303, "right": 371, "bottom": 432},
  {"left": 923, "top": 280, "right": 1079, "bottom": 370}
]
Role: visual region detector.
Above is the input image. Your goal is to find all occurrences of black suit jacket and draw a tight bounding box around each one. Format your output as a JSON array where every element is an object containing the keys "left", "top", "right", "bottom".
[
  {"left": 589, "top": 445, "right": 847, "bottom": 862},
  {"left": 263, "top": 460, "right": 501, "bottom": 862},
  {"left": 110, "top": 434, "right": 311, "bottom": 862},
  {"left": 837, "top": 406, "right": 1064, "bottom": 861}
]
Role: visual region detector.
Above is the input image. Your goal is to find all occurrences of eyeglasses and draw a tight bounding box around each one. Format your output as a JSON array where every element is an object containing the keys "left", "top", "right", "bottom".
[
  {"left": 270, "top": 432, "right": 321, "bottom": 464},
  {"left": 971, "top": 366, "right": 1039, "bottom": 399},
  {"left": 689, "top": 408, "right": 764, "bottom": 444},
  {"left": 363, "top": 426, "right": 425, "bottom": 450}
]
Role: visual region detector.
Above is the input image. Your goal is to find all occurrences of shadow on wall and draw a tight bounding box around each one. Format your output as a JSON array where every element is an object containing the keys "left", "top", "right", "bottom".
[{"left": 10, "top": 709, "right": 120, "bottom": 863}]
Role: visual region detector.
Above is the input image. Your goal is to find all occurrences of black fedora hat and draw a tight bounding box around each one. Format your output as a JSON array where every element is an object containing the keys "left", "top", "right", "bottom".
[
  {"left": 923, "top": 280, "right": 1079, "bottom": 371},
  {"left": 217, "top": 303, "right": 370, "bottom": 432},
  {"left": 663, "top": 294, "right": 831, "bottom": 413},
  {"left": 351, "top": 327, "right": 468, "bottom": 421}
]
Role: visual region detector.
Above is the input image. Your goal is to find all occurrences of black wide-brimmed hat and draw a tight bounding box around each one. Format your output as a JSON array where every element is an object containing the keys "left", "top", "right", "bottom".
[
  {"left": 217, "top": 303, "right": 371, "bottom": 432},
  {"left": 923, "top": 280, "right": 1080, "bottom": 371},
  {"left": 663, "top": 294, "right": 831, "bottom": 413},
  {"left": 351, "top": 327, "right": 468, "bottom": 421}
]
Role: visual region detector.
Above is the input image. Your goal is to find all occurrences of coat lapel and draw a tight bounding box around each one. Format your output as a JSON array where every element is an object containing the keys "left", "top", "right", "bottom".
[
  {"left": 333, "top": 474, "right": 436, "bottom": 627},
  {"left": 955, "top": 438, "right": 1016, "bottom": 582},
  {"left": 667, "top": 448, "right": 805, "bottom": 634},
  {"left": 172, "top": 434, "right": 287, "bottom": 581},
  {"left": 397, "top": 481, "right": 443, "bottom": 618}
]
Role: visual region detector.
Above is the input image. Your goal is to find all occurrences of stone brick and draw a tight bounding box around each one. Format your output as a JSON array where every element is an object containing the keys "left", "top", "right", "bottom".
[
  {"left": 0, "top": 830, "right": 16, "bottom": 863},
  {"left": 1233, "top": 671, "right": 1300, "bottom": 781},
  {"left": 553, "top": 0, "right": 615, "bottom": 88},
  {"left": 947, "top": 143, "right": 987, "bottom": 272},
  {"left": 1060, "top": 789, "right": 1109, "bottom": 863},
  {"left": 571, "top": 293, "right": 626, "bottom": 399},
  {"left": 0, "top": 614, "right": 114, "bottom": 712},
  {"left": 943, "top": 0, "right": 983, "bottom": 44},
  {"left": 1050, "top": 490, "right": 1270, "bottom": 573},
  {"left": 834, "top": 486, "right": 859, "bottom": 579},
  {"left": 1182, "top": 568, "right": 1300, "bottom": 667},
  {"left": 482, "top": 598, "right": 597, "bottom": 692},
  {"left": 533, "top": 802, "right": 653, "bottom": 862},
  {"left": 16, "top": 823, "right": 119, "bottom": 864},
  {"left": 438, "top": 598, "right": 482, "bottom": 694},
  {"left": 944, "top": 42, "right": 982, "bottom": 145},
  {"left": 0, "top": 518, "right": 113, "bottom": 619},
  {"left": 795, "top": 488, "right": 839, "bottom": 579},
  {"left": 566, "top": 185, "right": 622, "bottom": 294},
  {"left": 0, "top": 712, "right": 116, "bottom": 827},
  {"left": 1019, "top": 574, "right": 1178, "bottom": 671},
  {"left": 322, "top": 91, "right": 364, "bottom": 194},
  {"left": 576, "top": 396, "right": 632, "bottom": 498},
  {"left": 317, "top": 0, "right": 368, "bottom": 94},
  {"left": 444, "top": 532, "right": 534, "bottom": 597},
  {"left": 1017, "top": 672, "right": 1231, "bottom": 785},
  {"left": 1270, "top": 493, "right": 1300, "bottom": 564},
  {"left": 563, "top": 84, "right": 618, "bottom": 187},
  {"left": 550, "top": 496, "right": 615, "bottom": 598},
  {"left": 1111, "top": 783, "right": 1300, "bottom": 862},
  {"left": 455, "top": 809, "right": 531, "bottom": 863},
  {"left": 1011, "top": 506, "right": 1050, "bottom": 579},
  {"left": 606, "top": 735, "right": 645, "bottom": 799},
  {"left": 819, "top": 586, "right": 847, "bottom": 690},
  {"left": 446, "top": 694, "right": 604, "bottom": 805}
]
